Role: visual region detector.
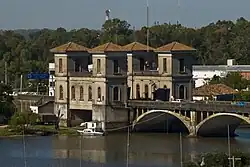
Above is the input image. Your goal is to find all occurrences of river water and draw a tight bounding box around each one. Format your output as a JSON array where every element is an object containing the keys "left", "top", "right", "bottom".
[{"left": 1, "top": 129, "right": 250, "bottom": 167}]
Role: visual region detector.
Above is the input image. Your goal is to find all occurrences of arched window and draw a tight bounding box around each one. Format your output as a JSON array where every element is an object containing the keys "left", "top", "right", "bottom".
[
  {"left": 97, "top": 87, "right": 101, "bottom": 100},
  {"left": 59, "top": 58, "right": 62, "bottom": 73},
  {"left": 179, "top": 85, "right": 185, "bottom": 99},
  {"left": 80, "top": 86, "right": 84, "bottom": 101},
  {"left": 113, "top": 87, "right": 119, "bottom": 101},
  {"left": 164, "top": 85, "right": 167, "bottom": 89},
  {"left": 136, "top": 84, "right": 140, "bottom": 99},
  {"left": 144, "top": 84, "right": 149, "bottom": 99},
  {"left": 88, "top": 86, "right": 92, "bottom": 101},
  {"left": 71, "top": 86, "right": 75, "bottom": 100},
  {"left": 59, "top": 85, "right": 63, "bottom": 100}
]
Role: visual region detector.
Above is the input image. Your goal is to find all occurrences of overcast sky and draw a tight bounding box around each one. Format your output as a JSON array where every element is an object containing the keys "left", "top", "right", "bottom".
[{"left": 0, "top": 0, "right": 249, "bottom": 30}]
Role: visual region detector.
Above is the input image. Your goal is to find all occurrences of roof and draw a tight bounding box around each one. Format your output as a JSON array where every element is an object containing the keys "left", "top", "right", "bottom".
[
  {"left": 193, "top": 84, "right": 238, "bottom": 96},
  {"left": 50, "top": 42, "right": 89, "bottom": 53},
  {"left": 123, "top": 42, "right": 155, "bottom": 51},
  {"left": 193, "top": 65, "right": 250, "bottom": 72},
  {"left": 90, "top": 42, "right": 124, "bottom": 53},
  {"left": 155, "top": 41, "right": 195, "bottom": 52}
]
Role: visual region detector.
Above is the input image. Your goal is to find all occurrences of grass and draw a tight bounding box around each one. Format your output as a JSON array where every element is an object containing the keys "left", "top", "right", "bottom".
[{"left": 0, "top": 125, "right": 78, "bottom": 137}]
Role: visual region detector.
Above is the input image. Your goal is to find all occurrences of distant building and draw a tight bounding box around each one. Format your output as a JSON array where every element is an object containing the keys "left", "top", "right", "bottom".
[
  {"left": 49, "top": 63, "right": 55, "bottom": 96},
  {"left": 193, "top": 59, "right": 250, "bottom": 88},
  {"left": 193, "top": 84, "right": 237, "bottom": 101},
  {"left": 50, "top": 41, "right": 196, "bottom": 128}
]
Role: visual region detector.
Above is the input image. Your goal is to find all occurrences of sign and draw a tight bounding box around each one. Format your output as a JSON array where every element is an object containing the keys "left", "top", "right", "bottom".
[{"left": 27, "top": 73, "right": 50, "bottom": 80}]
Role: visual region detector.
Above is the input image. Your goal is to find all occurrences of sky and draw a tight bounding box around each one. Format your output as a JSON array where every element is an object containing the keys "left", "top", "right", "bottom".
[{"left": 0, "top": 0, "right": 249, "bottom": 30}]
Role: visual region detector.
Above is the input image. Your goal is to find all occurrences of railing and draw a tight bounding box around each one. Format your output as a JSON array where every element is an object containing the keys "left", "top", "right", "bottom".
[
  {"left": 68, "top": 71, "right": 92, "bottom": 77},
  {"left": 130, "top": 70, "right": 159, "bottom": 76},
  {"left": 128, "top": 100, "right": 250, "bottom": 113}
]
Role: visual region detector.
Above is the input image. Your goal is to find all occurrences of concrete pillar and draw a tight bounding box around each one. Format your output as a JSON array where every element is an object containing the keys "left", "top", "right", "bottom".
[
  {"left": 188, "top": 111, "right": 197, "bottom": 137},
  {"left": 200, "top": 112, "right": 204, "bottom": 121},
  {"left": 136, "top": 109, "right": 139, "bottom": 119},
  {"left": 206, "top": 112, "right": 209, "bottom": 118}
]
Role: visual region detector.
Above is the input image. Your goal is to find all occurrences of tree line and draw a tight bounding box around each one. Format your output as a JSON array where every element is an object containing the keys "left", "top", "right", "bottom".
[{"left": 1, "top": 17, "right": 250, "bottom": 90}]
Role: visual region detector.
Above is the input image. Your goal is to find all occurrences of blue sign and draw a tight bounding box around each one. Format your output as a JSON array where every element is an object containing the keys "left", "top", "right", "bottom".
[{"left": 27, "top": 73, "right": 50, "bottom": 80}]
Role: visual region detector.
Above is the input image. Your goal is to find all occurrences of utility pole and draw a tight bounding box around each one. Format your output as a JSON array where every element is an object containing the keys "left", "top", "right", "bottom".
[
  {"left": 4, "top": 61, "right": 7, "bottom": 85},
  {"left": 180, "top": 132, "right": 183, "bottom": 167},
  {"left": 20, "top": 75, "right": 23, "bottom": 93},
  {"left": 146, "top": 0, "right": 149, "bottom": 52},
  {"left": 228, "top": 124, "right": 231, "bottom": 167}
]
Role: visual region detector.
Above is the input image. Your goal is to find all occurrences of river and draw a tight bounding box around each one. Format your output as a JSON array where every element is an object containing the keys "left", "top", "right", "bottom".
[{"left": 1, "top": 128, "right": 250, "bottom": 167}]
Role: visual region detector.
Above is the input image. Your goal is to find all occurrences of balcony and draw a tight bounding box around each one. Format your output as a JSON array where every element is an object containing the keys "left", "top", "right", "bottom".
[
  {"left": 129, "top": 70, "right": 159, "bottom": 76},
  {"left": 68, "top": 71, "right": 92, "bottom": 77}
]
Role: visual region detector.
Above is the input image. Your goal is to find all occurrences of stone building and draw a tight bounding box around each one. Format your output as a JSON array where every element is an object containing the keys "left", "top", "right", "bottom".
[{"left": 50, "top": 41, "right": 196, "bottom": 129}]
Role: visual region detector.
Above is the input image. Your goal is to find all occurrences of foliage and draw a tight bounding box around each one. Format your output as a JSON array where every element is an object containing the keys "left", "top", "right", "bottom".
[
  {"left": 1, "top": 18, "right": 250, "bottom": 91},
  {"left": 9, "top": 111, "right": 40, "bottom": 130},
  {"left": 209, "top": 72, "right": 250, "bottom": 91},
  {"left": 184, "top": 151, "right": 250, "bottom": 167},
  {"left": 0, "top": 83, "right": 15, "bottom": 122}
]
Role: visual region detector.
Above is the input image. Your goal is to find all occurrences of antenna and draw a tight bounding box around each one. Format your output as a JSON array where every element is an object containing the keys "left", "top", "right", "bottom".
[
  {"left": 146, "top": 0, "right": 149, "bottom": 52},
  {"left": 177, "top": 0, "right": 181, "bottom": 24},
  {"left": 105, "top": 9, "right": 111, "bottom": 21}
]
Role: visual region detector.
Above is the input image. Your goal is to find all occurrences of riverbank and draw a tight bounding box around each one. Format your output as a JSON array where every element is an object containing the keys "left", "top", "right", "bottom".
[{"left": 0, "top": 125, "right": 79, "bottom": 137}]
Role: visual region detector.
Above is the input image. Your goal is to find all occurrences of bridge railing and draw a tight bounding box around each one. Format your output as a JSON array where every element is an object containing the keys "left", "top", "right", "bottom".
[{"left": 127, "top": 100, "right": 250, "bottom": 113}]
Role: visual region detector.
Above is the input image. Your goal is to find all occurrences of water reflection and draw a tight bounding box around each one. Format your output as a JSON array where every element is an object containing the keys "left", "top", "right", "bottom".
[{"left": 0, "top": 128, "right": 250, "bottom": 167}]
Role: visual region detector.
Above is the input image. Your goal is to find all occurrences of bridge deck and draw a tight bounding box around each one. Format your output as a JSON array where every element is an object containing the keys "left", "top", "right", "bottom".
[{"left": 127, "top": 100, "right": 250, "bottom": 113}]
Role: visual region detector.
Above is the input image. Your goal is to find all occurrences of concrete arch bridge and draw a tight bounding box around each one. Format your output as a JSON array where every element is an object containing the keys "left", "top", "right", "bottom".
[{"left": 132, "top": 109, "right": 250, "bottom": 137}]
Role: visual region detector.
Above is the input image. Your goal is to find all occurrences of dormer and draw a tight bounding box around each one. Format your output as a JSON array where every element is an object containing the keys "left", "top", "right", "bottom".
[
  {"left": 155, "top": 41, "right": 196, "bottom": 76},
  {"left": 90, "top": 42, "right": 127, "bottom": 77},
  {"left": 50, "top": 42, "right": 90, "bottom": 77}
]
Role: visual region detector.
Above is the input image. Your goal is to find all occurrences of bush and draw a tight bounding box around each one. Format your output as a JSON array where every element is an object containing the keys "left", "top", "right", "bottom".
[{"left": 9, "top": 111, "right": 41, "bottom": 130}]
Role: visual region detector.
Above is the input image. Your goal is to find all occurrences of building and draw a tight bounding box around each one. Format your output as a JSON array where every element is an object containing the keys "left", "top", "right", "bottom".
[
  {"left": 193, "top": 59, "right": 250, "bottom": 88},
  {"left": 193, "top": 84, "right": 237, "bottom": 101},
  {"left": 51, "top": 41, "right": 196, "bottom": 129},
  {"left": 49, "top": 63, "right": 55, "bottom": 96}
]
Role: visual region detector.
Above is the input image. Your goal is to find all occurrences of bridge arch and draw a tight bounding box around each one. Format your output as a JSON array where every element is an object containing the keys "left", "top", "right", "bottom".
[
  {"left": 196, "top": 113, "right": 250, "bottom": 137},
  {"left": 133, "top": 110, "right": 191, "bottom": 133}
]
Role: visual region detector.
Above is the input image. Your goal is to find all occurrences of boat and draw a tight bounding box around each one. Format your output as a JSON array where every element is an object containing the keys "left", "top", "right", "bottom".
[
  {"left": 77, "top": 128, "right": 104, "bottom": 136},
  {"left": 77, "top": 121, "right": 104, "bottom": 136}
]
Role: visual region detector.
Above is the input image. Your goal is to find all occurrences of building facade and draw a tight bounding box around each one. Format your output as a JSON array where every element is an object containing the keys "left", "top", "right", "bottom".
[
  {"left": 49, "top": 63, "right": 55, "bottom": 96},
  {"left": 193, "top": 59, "right": 250, "bottom": 88},
  {"left": 51, "top": 41, "right": 196, "bottom": 129}
]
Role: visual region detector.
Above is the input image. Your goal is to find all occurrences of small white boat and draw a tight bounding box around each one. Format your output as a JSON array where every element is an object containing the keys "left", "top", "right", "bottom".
[{"left": 77, "top": 128, "right": 104, "bottom": 136}]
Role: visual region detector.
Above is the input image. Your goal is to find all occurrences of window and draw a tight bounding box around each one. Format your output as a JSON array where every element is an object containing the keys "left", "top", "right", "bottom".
[
  {"left": 145, "top": 84, "right": 149, "bottom": 99},
  {"left": 113, "top": 60, "right": 119, "bottom": 74},
  {"left": 97, "top": 59, "right": 101, "bottom": 73},
  {"left": 152, "top": 84, "right": 157, "bottom": 100},
  {"left": 88, "top": 86, "right": 92, "bottom": 101},
  {"left": 97, "top": 87, "right": 101, "bottom": 100},
  {"left": 71, "top": 86, "right": 75, "bottom": 100},
  {"left": 164, "top": 85, "right": 167, "bottom": 89},
  {"left": 163, "top": 58, "right": 167, "bottom": 72},
  {"left": 80, "top": 86, "right": 84, "bottom": 101},
  {"left": 139, "top": 58, "right": 144, "bottom": 71},
  {"left": 113, "top": 87, "right": 119, "bottom": 101},
  {"left": 179, "top": 85, "right": 185, "bottom": 99},
  {"left": 59, "top": 85, "right": 63, "bottom": 100},
  {"left": 179, "top": 59, "right": 185, "bottom": 73},
  {"left": 136, "top": 84, "right": 140, "bottom": 99},
  {"left": 59, "top": 58, "right": 63, "bottom": 73}
]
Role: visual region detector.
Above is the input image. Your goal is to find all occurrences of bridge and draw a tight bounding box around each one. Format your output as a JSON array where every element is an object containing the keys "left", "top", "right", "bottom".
[{"left": 127, "top": 100, "right": 250, "bottom": 137}]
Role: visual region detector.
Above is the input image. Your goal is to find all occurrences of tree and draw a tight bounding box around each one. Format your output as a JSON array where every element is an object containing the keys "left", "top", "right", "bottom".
[
  {"left": 209, "top": 72, "right": 250, "bottom": 91},
  {"left": 0, "top": 83, "right": 15, "bottom": 123},
  {"left": 9, "top": 111, "right": 40, "bottom": 131}
]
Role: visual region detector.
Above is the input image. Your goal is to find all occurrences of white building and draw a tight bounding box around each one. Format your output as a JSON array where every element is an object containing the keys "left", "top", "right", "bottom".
[
  {"left": 193, "top": 59, "right": 250, "bottom": 88},
  {"left": 49, "top": 63, "right": 55, "bottom": 96}
]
